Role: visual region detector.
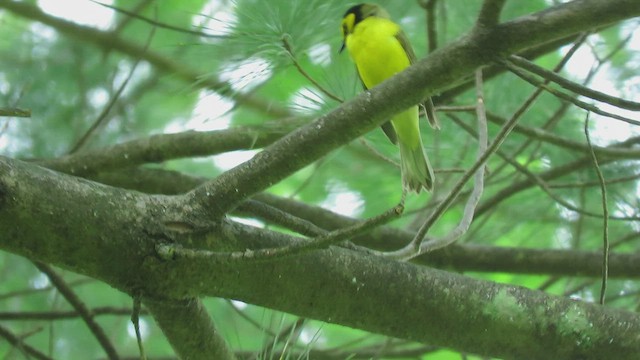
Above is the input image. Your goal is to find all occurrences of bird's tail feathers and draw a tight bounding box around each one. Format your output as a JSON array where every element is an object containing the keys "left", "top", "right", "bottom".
[{"left": 398, "top": 140, "right": 435, "bottom": 193}]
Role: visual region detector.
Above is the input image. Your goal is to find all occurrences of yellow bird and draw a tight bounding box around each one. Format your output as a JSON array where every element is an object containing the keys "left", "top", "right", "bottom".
[{"left": 340, "top": 3, "right": 438, "bottom": 193}]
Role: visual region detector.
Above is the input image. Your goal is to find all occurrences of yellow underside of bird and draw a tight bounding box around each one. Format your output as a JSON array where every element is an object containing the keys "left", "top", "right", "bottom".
[{"left": 344, "top": 16, "right": 434, "bottom": 192}]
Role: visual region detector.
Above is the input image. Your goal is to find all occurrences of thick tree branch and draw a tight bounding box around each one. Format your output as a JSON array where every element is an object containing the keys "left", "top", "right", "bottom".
[
  {"left": 90, "top": 168, "right": 640, "bottom": 278},
  {"left": 2, "top": 156, "right": 640, "bottom": 359}
]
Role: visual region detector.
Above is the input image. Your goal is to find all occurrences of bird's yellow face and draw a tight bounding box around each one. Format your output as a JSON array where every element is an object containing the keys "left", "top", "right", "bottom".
[{"left": 340, "top": 3, "right": 389, "bottom": 53}]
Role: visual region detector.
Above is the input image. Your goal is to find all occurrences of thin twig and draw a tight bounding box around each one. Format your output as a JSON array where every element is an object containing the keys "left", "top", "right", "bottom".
[
  {"left": 0, "top": 306, "right": 148, "bottom": 320},
  {"left": 282, "top": 36, "right": 343, "bottom": 103},
  {"left": 91, "top": 0, "right": 225, "bottom": 38},
  {"left": 131, "top": 296, "right": 147, "bottom": 360},
  {"left": 260, "top": 318, "right": 306, "bottom": 359},
  {"left": 386, "top": 69, "right": 488, "bottom": 259},
  {"left": 451, "top": 114, "right": 640, "bottom": 221},
  {"left": 485, "top": 111, "right": 640, "bottom": 159},
  {"left": 436, "top": 105, "right": 476, "bottom": 112},
  {"left": 226, "top": 300, "right": 279, "bottom": 338},
  {"left": 501, "top": 58, "right": 640, "bottom": 126},
  {"left": 549, "top": 172, "right": 640, "bottom": 189},
  {"left": 0, "top": 278, "right": 95, "bottom": 301},
  {"left": 487, "top": 33, "right": 587, "bottom": 179},
  {"left": 0, "top": 107, "right": 31, "bottom": 117},
  {"left": 236, "top": 200, "right": 326, "bottom": 237},
  {"left": 584, "top": 113, "right": 609, "bottom": 305},
  {"left": 508, "top": 55, "right": 640, "bottom": 111},
  {"left": 112, "top": 0, "right": 154, "bottom": 35},
  {"left": 33, "top": 262, "right": 120, "bottom": 360},
  {"left": 68, "top": 16, "right": 156, "bottom": 154},
  {"left": 157, "top": 205, "right": 403, "bottom": 262},
  {"left": 359, "top": 138, "right": 400, "bottom": 167},
  {"left": 385, "top": 66, "right": 537, "bottom": 259},
  {"left": 0, "top": 325, "right": 52, "bottom": 360}
]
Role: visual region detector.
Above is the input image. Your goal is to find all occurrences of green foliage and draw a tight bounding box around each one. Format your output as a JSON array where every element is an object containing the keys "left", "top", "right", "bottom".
[{"left": 1, "top": 0, "right": 639, "bottom": 359}]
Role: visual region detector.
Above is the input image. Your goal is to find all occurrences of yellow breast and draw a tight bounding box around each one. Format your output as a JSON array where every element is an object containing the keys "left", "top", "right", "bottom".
[{"left": 345, "top": 17, "right": 411, "bottom": 88}]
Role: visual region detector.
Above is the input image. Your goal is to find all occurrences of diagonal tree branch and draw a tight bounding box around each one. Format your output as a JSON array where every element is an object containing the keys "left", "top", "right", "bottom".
[
  {"left": 0, "top": 324, "right": 52, "bottom": 360},
  {"left": 33, "top": 262, "right": 120, "bottom": 360}
]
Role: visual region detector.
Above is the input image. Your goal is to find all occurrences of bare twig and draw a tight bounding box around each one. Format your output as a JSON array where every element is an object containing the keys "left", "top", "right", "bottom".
[
  {"left": 91, "top": 0, "right": 225, "bottom": 38},
  {"left": 549, "top": 172, "right": 640, "bottom": 189},
  {"left": 0, "top": 325, "right": 52, "bottom": 360},
  {"left": 359, "top": 138, "right": 400, "bottom": 167},
  {"left": 157, "top": 204, "right": 403, "bottom": 262},
  {"left": 450, "top": 114, "right": 640, "bottom": 221},
  {"left": 501, "top": 58, "right": 640, "bottom": 126},
  {"left": 0, "top": 107, "right": 31, "bottom": 117},
  {"left": 131, "top": 296, "right": 147, "bottom": 360},
  {"left": 260, "top": 318, "right": 307, "bottom": 359},
  {"left": 225, "top": 300, "right": 279, "bottom": 338},
  {"left": 236, "top": 200, "right": 326, "bottom": 237},
  {"left": 0, "top": 278, "right": 95, "bottom": 301},
  {"left": 384, "top": 69, "right": 488, "bottom": 259},
  {"left": 508, "top": 55, "right": 640, "bottom": 111},
  {"left": 68, "top": 24, "right": 155, "bottom": 154},
  {"left": 282, "top": 36, "right": 343, "bottom": 103},
  {"left": 584, "top": 113, "right": 610, "bottom": 305},
  {"left": 112, "top": 0, "right": 154, "bottom": 35},
  {"left": 33, "top": 262, "right": 120, "bottom": 360},
  {"left": 0, "top": 0, "right": 290, "bottom": 118},
  {"left": 0, "top": 306, "right": 147, "bottom": 320},
  {"left": 485, "top": 112, "right": 640, "bottom": 159},
  {"left": 486, "top": 33, "right": 587, "bottom": 178}
]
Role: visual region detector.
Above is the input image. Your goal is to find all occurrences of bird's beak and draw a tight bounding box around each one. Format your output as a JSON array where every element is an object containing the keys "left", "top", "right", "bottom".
[{"left": 339, "top": 41, "right": 345, "bottom": 54}]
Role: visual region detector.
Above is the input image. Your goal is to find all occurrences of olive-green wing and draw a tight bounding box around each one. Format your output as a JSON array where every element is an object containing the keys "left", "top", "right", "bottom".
[
  {"left": 356, "top": 67, "right": 398, "bottom": 144},
  {"left": 395, "top": 30, "right": 440, "bottom": 130}
]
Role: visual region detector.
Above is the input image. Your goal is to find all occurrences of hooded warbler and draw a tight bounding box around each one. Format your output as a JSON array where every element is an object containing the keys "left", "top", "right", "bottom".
[{"left": 340, "top": 3, "right": 438, "bottom": 193}]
